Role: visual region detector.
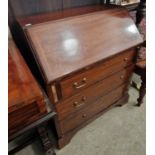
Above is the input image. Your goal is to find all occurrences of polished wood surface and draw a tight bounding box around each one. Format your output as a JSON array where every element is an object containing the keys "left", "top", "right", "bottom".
[
  {"left": 60, "top": 49, "right": 135, "bottom": 98},
  {"left": 17, "top": 6, "right": 143, "bottom": 148},
  {"left": 24, "top": 6, "right": 143, "bottom": 83},
  {"left": 8, "top": 39, "right": 45, "bottom": 113},
  {"left": 8, "top": 40, "right": 45, "bottom": 114},
  {"left": 9, "top": 1, "right": 102, "bottom": 55},
  {"left": 57, "top": 66, "right": 133, "bottom": 120},
  {"left": 8, "top": 39, "right": 47, "bottom": 136}
]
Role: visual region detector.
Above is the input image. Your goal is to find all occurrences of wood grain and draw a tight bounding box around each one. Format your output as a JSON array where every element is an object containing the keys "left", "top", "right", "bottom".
[
  {"left": 60, "top": 49, "right": 135, "bottom": 98},
  {"left": 8, "top": 39, "right": 44, "bottom": 112},
  {"left": 59, "top": 84, "right": 127, "bottom": 134},
  {"left": 8, "top": 39, "right": 47, "bottom": 136},
  {"left": 56, "top": 66, "right": 134, "bottom": 120},
  {"left": 8, "top": 40, "right": 43, "bottom": 112},
  {"left": 15, "top": 6, "right": 143, "bottom": 148},
  {"left": 24, "top": 6, "right": 143, "bottom": 83}
]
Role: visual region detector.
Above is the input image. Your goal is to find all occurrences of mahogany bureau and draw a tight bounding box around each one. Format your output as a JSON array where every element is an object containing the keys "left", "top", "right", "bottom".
[
  {"left": 8, "top": 39, "right": 49, "bottom": 136},
  {"left": 17, "top": 5, "right": 143, "bottom": 148}
]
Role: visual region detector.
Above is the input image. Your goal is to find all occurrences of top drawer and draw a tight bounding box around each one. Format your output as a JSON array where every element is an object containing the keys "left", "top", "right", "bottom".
[{"left": 60, "top": 49, "right": 136, "bottom": 99}]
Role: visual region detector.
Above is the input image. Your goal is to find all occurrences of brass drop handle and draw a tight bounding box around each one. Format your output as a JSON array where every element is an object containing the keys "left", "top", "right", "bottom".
[
  {"left": 124, "top": 57, "right": 128, "bottom": 62},
  {"left": 82, "top": 114, "right": 87, "bottom": 118},
  {"left": 73, "top": 97, "right": 86, "bottom": 108},
  {"left": 73, "top": 78, "right": 87, "bottom": 89}
]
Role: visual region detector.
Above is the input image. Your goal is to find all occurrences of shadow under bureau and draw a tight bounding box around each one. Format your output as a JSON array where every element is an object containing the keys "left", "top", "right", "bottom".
[{"left": 17, "top": 5, "right": 143, "bottom": 148}]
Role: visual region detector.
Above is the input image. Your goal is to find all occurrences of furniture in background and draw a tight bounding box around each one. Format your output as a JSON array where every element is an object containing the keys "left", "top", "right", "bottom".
[
  {"left": 8, "top": 39, "right": 47, "bottom": 136},
  {"left": 135, "top": 0, "right": 146, "bottom": 106},
  {"left": 135, "top": 60, "right": 146, "bottom": 106},
  {"left": 105, "top": 0, "right": 140, "bottom": 11},
  {"left": 8, "top": 39, "right": 56, "bottom": 155},
  {"left": 105, "top": 0, "right": 141, "bottom": 27},
  {"left": 136, "top": 0, "right": 146, "bottom": 25},
  {"left": 106, "top": 0, "right": 146, "bottom": 106},
  {"left": 16, "top": 5, "right": 143, "bottom": 148}
]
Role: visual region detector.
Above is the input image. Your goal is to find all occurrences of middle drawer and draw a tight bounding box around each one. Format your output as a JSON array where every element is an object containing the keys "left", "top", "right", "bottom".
[{"left": 56, "top": 66, "right": 133, "bottom": 121}]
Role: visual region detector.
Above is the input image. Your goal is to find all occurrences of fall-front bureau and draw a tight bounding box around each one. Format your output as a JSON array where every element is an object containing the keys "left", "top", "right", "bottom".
[{"left": 17, "top": 5, "right": 143, "bottom": 148}]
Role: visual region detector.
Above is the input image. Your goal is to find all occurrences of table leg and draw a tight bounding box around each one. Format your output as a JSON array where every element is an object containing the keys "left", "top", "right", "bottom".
[
  {"left": 38, "top": 126, "right": 56, "bottom": 155},
  {"left": 137, "top": 77, "right": 146, "bottom": 106}
]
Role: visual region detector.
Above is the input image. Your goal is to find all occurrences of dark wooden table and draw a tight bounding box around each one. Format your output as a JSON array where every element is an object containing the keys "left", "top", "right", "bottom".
[{"left": 8, "top": 39, "right": 56, "bottom": 155}]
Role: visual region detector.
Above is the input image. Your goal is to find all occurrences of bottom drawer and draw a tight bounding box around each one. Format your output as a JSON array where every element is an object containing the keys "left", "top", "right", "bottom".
[{"left": 59, "top": 84, "right": 127, "bottom": 134}]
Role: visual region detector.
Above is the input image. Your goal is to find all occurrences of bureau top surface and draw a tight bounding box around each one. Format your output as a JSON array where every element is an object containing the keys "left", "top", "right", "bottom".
[
  {"left": 8, "top": 39, "right": 43, "bottom": 113},
  {"left": 23, "top": 5, "right": 143, "bottom": 84}
]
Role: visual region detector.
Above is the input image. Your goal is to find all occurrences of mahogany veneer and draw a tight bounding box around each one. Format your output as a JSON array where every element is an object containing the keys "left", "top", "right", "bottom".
[
  {"left": 8, "top": 39, "right": 47, "bottom": 136},
  {"left": 57, "top": 66, "right": 134, "bottom": 121},
  {"left": 17, "top": 5, "right": 143, "bottom": 148}
]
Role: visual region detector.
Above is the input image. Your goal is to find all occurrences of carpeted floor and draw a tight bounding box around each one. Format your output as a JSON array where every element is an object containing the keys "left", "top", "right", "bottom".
[{"left": 15, "top": 74, "right": 146, "bottom": 155}]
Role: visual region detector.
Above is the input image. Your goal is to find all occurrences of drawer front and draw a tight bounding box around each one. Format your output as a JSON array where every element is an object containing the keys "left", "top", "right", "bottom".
[
  {"left": 60, "top": 49, "right": 135, "bottom": 98},
  {"left": 56, "top": 66, "right": 133, "bottom": 120},
  {"left": 59, "top": 84, "right": 127, "bottom": 134}
]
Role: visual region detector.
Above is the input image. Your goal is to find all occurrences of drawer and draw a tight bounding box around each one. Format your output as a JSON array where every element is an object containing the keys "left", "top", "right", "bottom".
[
  {"left": 60, "top": 49, "right": 135, "bottom": 98},
  {"left": 59, "top": 84, "right": 127, "bottom": 134},
  {"left": 56, "top": 66, "right": 133, "bottom": 120}
]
